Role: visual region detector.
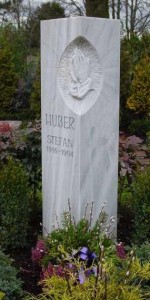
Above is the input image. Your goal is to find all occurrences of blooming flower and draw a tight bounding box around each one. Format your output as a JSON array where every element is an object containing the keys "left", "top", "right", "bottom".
[
  {"left": 75, "top": 247, "right": 97, "bottom": 267},
  {"left": 116, "top": 242, "right": 126, "bottom": 259},
  {"left": 31, "top": 239, "right": 46, "bottom": 263},
  {"left": 41, "top": 263, "right": 65, "bottom": 280}
]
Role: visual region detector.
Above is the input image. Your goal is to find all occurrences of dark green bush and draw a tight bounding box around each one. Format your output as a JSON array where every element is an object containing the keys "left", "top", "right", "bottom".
[
  {"left": 132, "top": 242, "right": 150, "bottom": 263},
  {"left": 128, "top": 118, "right": 150, "bottom": 137},
  {"left": 0, "top": 249, "right": 23, "bottom": 300},
  {"left": 0, "top": 158, "right": 30, "bottom": 250},
  {"left": 131, "top": 167, "right": 150, "bottom": 244}
]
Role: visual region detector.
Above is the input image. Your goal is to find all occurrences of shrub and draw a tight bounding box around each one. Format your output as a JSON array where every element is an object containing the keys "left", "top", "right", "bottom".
[
  {"left": 0, "top": 121, "right": 41, "bottom": 213},
  {"left": 128, "top": 118, "right": 150, "bottom": 137},
  {"left": 0, "top": 158, "right": 30, "bottom": 250},
  {"left": 0, "top": 249, "right": 23, "bottom": 300},
  {"left": 29, "top": 59, "right": 41, "bottom": 119},
  {"left": 126, "top": 56, "right": 150, "bottom": 116},
  {"left": 118, "top": 132, "right": 149, "bottom": 189},
  {"left": 0, "top": 46, "right": 18, "bottom": 113},
  {"left": 26, "top": 204, "right": 150, "bottom": 300},
  {"left": 25, "top": 245, "right": 150, "bottom": 300},
  {"left": 131, "top": 167, "right": 150, "bottom": 244},
  {"left": 120, "top": 33, "right": 150, "bottom": 130},
  {"left": 0, "top": 292, "right": 5, "bottom": 300},
  {"left": 128, "top": 242, "right": 150, "bottom": 263},
  {"left": 33, "top": 201, "right": 115, "bottom": 268},
  {"left": 0, "top": 122, "right": 14, "bottom": 168}
]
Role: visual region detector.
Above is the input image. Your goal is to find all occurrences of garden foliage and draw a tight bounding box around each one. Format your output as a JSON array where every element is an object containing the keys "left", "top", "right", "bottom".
[
  {"left": 25, "top": 209, "right": 150, "bottom": 300},
  {"left": 118, "top": 166, "right": 150, "bottom": 245},
  {"left": 26, "top": 256, "right": 150, "bottom": 300},
  {"left": 120, "top": 33, "right": 150, "bottom": 131},
  {"left": 128, "top": 242, "right": 150, "bottom": 264},
  {"left": 0, "top": 45, "right": 18, "bottom": 113},
  {"left": 0, "top": 158, "right": 30, "bottom": 250},
  {"left": 127, "top": 56, "right": 150, "bottom": 116},
  {"left": 118, "top": 133, "right": 150, "bottom": 244},
  {"left": 0, "top": 121, "right": 41, "bottom": 209},
  {"left": 29, "top": 58, "right": 41, "bottom": 119},
  {"left": 37, "top": 201, "right": 113, "bottom": 266},
  {"left": 131, "top": 166, "right": 150, "bottom": 244},
  {"left": 0, "top": 249, "right": 23, "bottom": 300}
]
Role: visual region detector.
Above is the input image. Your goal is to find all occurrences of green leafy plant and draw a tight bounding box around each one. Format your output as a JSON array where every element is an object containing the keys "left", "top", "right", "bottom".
[
  {"left": 127, "top": 242, "right": 150, "bottom": 263},
  {"left": 27, "top": 200, "right": 150, "bottom": 299},
  {"left": 26, "top": 245, "right": 150, "bottom": 300},
  {"left": 120, "top": 33, "right": 150, "bottom": 130},
  {"left": 128, "top": 118, "right": 150, "bottom": 137},
  {"left": 0, "top": 121, "right": 42, "bottom": 213},
  {"left": 0, "top": 158, "right": 30, "bottom": 250},
  {"left": 35, "top": 201, "right": 115, "bottom": 267},
  {"left": 0, "top": 249, "right": 23, "bottom": 300},
  {"left": 0, "top": 45, "right": 18, "bottom": 114},
  {"left": 118, "top": 132, "right": 150, "bottom": 243},
  {"left": 0, "top": 292, "right": 5, "bottom": 300},
  {"left": 29, "top": 58, "right": 41, "bottom": 119},
  {"left": 126, "top": 56, "right": 150, "bottom": 116},
  {"left": 131, "top": 166, "right": 150, "bottom": 244}
]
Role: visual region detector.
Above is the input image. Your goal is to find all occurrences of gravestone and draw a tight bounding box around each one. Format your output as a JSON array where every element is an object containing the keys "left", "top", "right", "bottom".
[{"left": 41, "top": 17, "right": 120, "bottom": 234}]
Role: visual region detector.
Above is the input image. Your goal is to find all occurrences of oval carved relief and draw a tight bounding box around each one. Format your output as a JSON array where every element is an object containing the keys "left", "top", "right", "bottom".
[{"left": 58, "top": 36, "right": 103, "bottom": 115}]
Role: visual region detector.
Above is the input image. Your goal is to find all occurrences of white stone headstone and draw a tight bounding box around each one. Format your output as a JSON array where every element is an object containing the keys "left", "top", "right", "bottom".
[{"left": 41, "top": 17, "right": 120, "bottom": 234}]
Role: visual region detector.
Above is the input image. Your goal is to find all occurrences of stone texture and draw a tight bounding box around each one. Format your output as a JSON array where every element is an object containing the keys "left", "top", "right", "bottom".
[{"left": 41, "top": 17, "right": 120, "bottom": 234}]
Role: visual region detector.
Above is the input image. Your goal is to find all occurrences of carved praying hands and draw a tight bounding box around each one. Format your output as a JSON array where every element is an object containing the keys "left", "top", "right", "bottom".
[{"left": 69, "top": 48, "right": 93, "bottom": 100}]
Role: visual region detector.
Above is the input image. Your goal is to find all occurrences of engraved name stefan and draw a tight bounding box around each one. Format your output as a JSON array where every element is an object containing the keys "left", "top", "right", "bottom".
[{"left": 47, "top": 135, "right": 73, "bottom": 149}]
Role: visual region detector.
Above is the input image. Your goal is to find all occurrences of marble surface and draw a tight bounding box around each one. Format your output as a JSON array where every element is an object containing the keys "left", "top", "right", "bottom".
[{"left": 41, "top": 17, "right": 120, "bottom": 234}]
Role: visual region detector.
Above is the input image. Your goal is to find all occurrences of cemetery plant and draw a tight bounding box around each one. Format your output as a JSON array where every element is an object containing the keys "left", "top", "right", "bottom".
[
  {"left": 0, "top": 120, "right": 42, "bottom": 214},
  {"left": 0, "top": 158, "right": 30, "bottom": 250},
  {"left": 130, "top": 166, "right": 150, "bottom": 245},
  {"left": 16, "top": 121, "right": 42, "bottom": 213},
  {"left": 120, "top": 33, "right": 150, "bottom": 132},
  {"left": 128, "top": 118, "right": 150, "bottom": 138},
  {"left": 0, "top": 43, "right": 18, "bottom": 114},
  {"left": 0, "top": 249, "right": 23, "bottom": 300},
  {"left": 29, "top": 59, "right": 41, "bottom": 119},
  {"left": 27, "top": 259, "right": 150, "bottom": 300},
  {"left": 0, "top": 292, "right": 5, "bottom": 300},
  {"left": 118, "top": 133, "right": 150, "bottom": 244},
  {"left": 26, "top": 218, "right": 150, "bottom": 300},
  {"left": 127, "top": 242, "right": 150, "bottom": 264},
  {"left": 126, "top": 56, "right": 150, "bottom": 117},
  {"left": 118, "top": 165, "right": 150, "bottom": 246},
  {"left": 32, "top": 201, "right": 113, "bottom": 266}
]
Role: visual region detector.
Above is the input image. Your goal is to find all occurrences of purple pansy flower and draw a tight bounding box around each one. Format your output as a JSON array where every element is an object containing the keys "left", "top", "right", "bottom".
[{"left": 77, "top": 247, "right": 97, "bottom": 267}]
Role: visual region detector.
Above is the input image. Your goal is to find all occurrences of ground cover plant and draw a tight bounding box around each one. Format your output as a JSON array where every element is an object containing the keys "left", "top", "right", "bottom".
[
  {"left": 0, "top": 249, "right": 23, "bottom": 300},
  {"left": 0, "top": 158, "right": 30, "bottom": 250},
  {"left": 25, "top": 206, "right": 150, "bottom": 300},
  {"left": 118, "top": 132, "right": 150, "bottom": 244}
]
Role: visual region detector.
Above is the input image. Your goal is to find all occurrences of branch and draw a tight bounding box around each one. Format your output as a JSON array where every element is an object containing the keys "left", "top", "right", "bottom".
[{"left": 58, "top": 0, "right": 85, "bottom": 16}]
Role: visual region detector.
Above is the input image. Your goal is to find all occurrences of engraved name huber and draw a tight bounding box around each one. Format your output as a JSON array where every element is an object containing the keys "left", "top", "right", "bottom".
[{"left": 46, "top": 114, "right": 75, "bottom": 130}]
